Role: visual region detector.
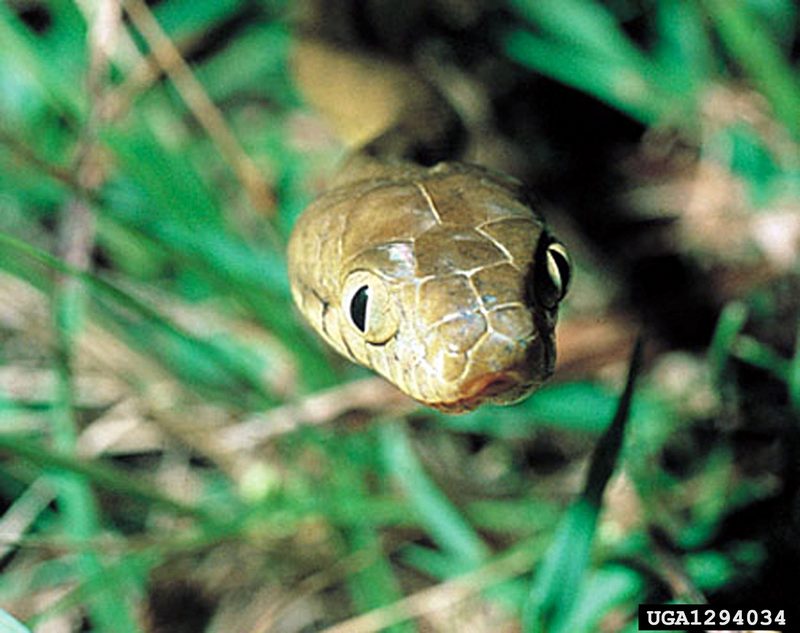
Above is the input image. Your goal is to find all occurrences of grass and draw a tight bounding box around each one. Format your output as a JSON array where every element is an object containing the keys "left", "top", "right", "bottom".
[{"left": 1, "top": 0, "right": 798, "bottom": 631}]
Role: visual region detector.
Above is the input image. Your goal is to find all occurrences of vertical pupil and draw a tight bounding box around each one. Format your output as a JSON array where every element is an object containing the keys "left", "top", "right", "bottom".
[{"left": 350, "top": 285, "right": 369, "bottom": 332}]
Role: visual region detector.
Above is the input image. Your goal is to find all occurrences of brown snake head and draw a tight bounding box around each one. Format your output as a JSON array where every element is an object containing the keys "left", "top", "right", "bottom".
[{"left": 288, "top": 162, "right": 571, "bottom": 412}]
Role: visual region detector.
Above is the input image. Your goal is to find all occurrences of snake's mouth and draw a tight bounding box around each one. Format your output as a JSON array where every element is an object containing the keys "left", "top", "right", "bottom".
[{"left": 432, "top": 371, "right": 529, "bottom": 413}]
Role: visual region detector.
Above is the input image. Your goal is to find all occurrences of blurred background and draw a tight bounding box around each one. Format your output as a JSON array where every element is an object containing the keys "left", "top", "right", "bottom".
[{"left": 0, "top": 0, "right": 798, "bottom": 631}]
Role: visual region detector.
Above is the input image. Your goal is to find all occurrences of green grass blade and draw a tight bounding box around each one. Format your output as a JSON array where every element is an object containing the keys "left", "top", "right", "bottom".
[
  {"left": 345, "top": 523, "right": 416, "bottom": 633},
  {"left": 655, "top": 0, "right": 714, "bottom": 92},
  {"left": 505, "top": 30, "right": 662, "bottom": 124},
  {"left": 435, "top": 381, "right": 621, "bottom": 436},
  {"left": 708, "top": 301, "right": 749, "bottom": 386},
  {"left": 51, "top": 322, "right": 141, "bottom": 633},
  {"left": 557, "top": 566, "right": 642, "bottom": 633},
  {"left": 703, "top": 0, "right": 800, "bottom": 138},
  {"left": 522, "top": 500, "right": 601, "bottom": 633},
  {"left": 523, "top": 338, "right": 643, "bottom": 633},
  {"left": 151, "top": 0, "right": 244, "bottom": 42},
  {"left": 103, "top": 128, "right": 224, "bottom": 228},
  {"left": 0, "top": 2, "right": 82, "bottom": 119},
  {"left": 0, "top": 433, "right": 211, "bottom": 520},
  {"left": 193, "top": 23, "right": 298, "bottom": 106},
  {"left": 509, "top": 0, "right": 645, "bottom": 67},
  {"left": 0, "top": 231, "right": 279, "bottom": 407},
  {"left": 790, "top": 321, "right": 800, "bottom": 413},
  {"left": 23, "top": 548, "right": 159, "bottom": 632},
  {"left": 732, "top": 335, "right": 791, "bottom": 381},
  {"left": 0, "top": 609, "right": 32, "bottom": 633},
  {"left": 505, "top": 0, "right": 688, "bottom": 123},
  {"left": 380, "top": 421, "right": 489, "bottom": 571},
  {"left": 582, "top": 338, "right": 643, "bottom": 506}
]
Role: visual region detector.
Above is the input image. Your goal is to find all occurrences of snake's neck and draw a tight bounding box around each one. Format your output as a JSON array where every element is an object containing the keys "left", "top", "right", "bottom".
[{"left": 291, "top": 35, "right": 466, "bottom": 173}]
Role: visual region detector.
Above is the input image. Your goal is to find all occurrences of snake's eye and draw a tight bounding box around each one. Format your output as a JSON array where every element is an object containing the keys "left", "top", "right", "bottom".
[
  {"left": 342, "top": 271, "right": 399, "bottom": 343},
  {"left": 535, "top": 239, "right": 571, "bottom": 309}
]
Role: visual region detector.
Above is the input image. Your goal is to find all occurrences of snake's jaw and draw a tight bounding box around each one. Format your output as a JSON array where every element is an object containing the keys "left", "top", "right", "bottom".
[{"left": 431, "top": 372, "right": 531, "bottom": 413}]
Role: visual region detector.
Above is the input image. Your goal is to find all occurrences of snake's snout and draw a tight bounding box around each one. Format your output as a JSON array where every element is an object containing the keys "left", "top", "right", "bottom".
[
  {"left": 427, "top": 325, "right": 554, "bottom": 413},
  {"left": 431, "top": 368, "right": 534, "bottom": 413}
]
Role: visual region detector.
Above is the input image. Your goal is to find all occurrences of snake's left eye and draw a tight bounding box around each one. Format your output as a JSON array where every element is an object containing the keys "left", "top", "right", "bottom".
[
  {"left": 349, "top": 285, "right": 369, "bottom": 332},
  {"left": 342, "top": 271, "right": 398, "bottom": 343},
  {"left": 535, "top": 239, "right": 571, "bottom": 309}
]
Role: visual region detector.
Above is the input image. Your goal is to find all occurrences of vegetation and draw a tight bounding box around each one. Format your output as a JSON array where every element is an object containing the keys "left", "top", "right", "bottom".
[{"left": 0, "top": 0, "right": 798, "bottom": 631}]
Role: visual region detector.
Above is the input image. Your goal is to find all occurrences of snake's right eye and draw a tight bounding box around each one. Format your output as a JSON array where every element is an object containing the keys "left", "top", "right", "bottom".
[
  {"left": 534, "top": 239, "right": 572, "bottom": 309},
  {"left": 342, "top": 271, "right": 399, "bottom": 344}
]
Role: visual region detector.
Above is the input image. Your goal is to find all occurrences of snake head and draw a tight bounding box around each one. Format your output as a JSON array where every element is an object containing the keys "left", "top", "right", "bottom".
[{"left": 288, "top": 162, "right": 571, "bottom": 412}]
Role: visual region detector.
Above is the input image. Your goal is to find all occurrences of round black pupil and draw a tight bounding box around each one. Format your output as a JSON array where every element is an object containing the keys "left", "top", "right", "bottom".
[{"left": 350, "top": 285, "right": 369, "bottom": 332}]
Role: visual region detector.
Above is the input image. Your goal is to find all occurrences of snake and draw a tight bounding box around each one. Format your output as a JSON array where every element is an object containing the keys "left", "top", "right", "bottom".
[{"left": 286, "top": 29, "right": 571, "bottom": 413}]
